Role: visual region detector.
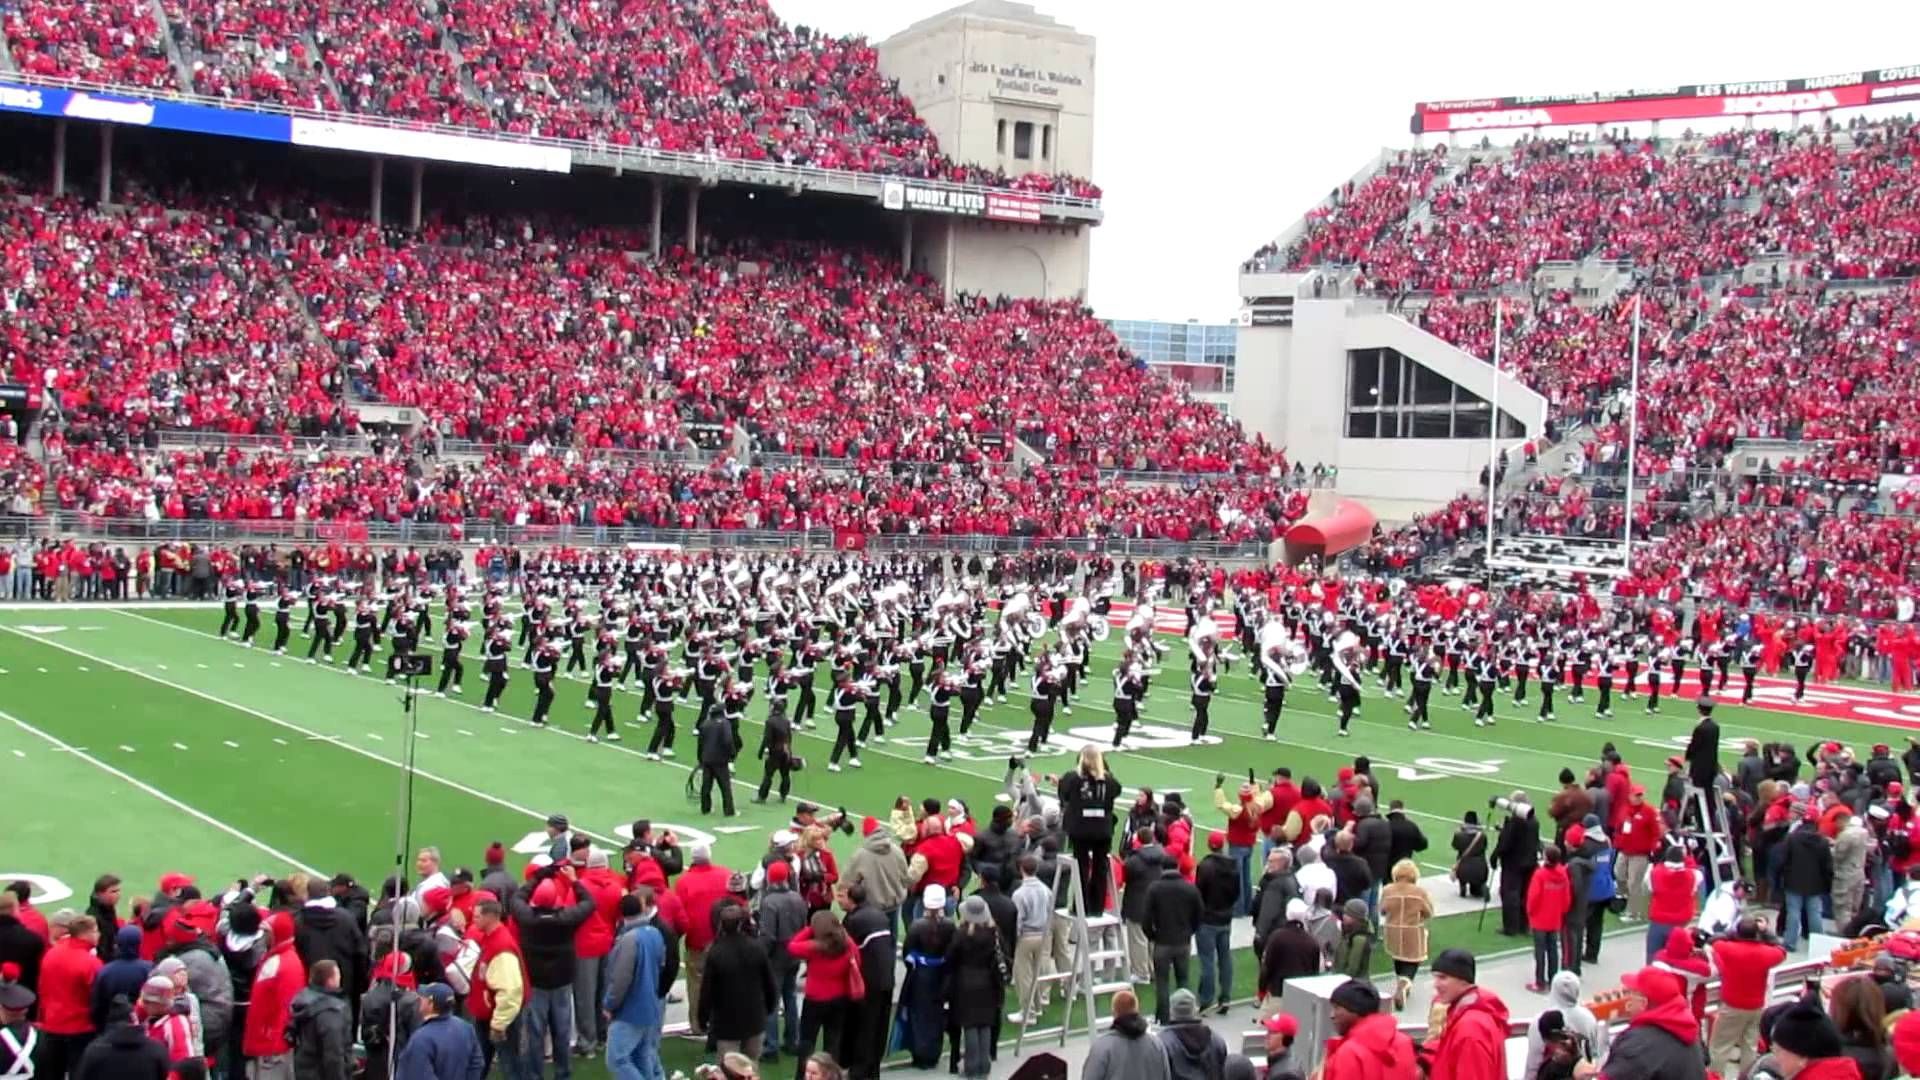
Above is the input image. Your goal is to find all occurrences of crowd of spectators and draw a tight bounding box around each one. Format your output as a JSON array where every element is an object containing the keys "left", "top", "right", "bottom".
[{"left": 0, "top": 0, "right": 1100, "bottom": 196}]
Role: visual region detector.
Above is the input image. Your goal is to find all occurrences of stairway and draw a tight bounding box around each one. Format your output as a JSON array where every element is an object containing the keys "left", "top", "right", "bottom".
[{"left": 146, "top": 0, "right": 195, "bottom": 94}]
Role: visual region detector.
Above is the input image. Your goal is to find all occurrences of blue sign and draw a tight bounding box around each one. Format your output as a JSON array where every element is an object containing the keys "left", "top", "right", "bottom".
[{"left": 0, "top": 82, "right": 291, "bottom": 144}]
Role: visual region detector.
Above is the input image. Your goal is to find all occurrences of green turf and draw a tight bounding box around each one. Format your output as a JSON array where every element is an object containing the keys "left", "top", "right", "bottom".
[{"left": 1, "top": 603, "right": 1906, "bottom": 1074}]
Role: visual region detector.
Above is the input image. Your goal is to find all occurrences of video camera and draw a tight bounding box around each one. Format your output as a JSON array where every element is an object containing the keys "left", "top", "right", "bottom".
[
  {"left": 392, "top": 654, "right": 433, "bottom": 678},
  {"left": 1488, "top": 795, "right": 1515, "bottom": 812}
]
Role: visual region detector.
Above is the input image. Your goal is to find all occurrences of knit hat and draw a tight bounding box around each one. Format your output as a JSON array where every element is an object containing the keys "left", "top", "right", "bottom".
[
  {"left": 141, "top": 975, "right": 174, "bottom": 1002},
  {"left": 960, "top": 896, "right": 991, "bottom": 926},
  {"left": 1769, "top": 1003, "right": 1843, "bottom": 1059},
  {"left": 1168, "top": 988, "right": 1200, "bottom": 1022},
  {"left": 485, "top": 842, "right": 506, "bottom": 865},
  {"left": 766, "top": 860, "right": 791, "bottom": 884},
  {"left": 1621, "top": 967, "right": 1683, "bottom": 1004},
  {"left": 1329, "top": 979, "right": 1380, "bottom": 1016},
  {"left": 862, "top": 816, "right": 881, "bottom": 836},
  {"left": 1207, "top": 830, "right": 1226, "bottom": 850},
  {"left": 1342, "top": 899, "right": 1370, "bottom": 921},
  {"left": 531, "top": 880, "right": 565, "bottom": 908},
  {"left": 266, "top": 910, "right": 295, "bottom": 946},
  {"left": 1431, "top": 948, "right": 1476, "bottom": 982},
  {"left": 922, "top": 884, "right": 947, "bottom": 912},
  {"left": 1582, "top": 813, "right": 1601, "bottom": 828}
]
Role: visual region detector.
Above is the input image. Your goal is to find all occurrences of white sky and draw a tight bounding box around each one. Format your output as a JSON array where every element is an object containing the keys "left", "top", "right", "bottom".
[{"left": 771, "top": 0, "right": 1920, "bottom": 323}]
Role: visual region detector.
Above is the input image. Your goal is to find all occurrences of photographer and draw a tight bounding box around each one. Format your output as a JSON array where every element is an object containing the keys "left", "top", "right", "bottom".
[
  {"left": 1707, "top": 915, "right": 1787, "bottom": 1078},
  {"left": 1490, "top": 793, "right": 1539, "bottom": 937}
]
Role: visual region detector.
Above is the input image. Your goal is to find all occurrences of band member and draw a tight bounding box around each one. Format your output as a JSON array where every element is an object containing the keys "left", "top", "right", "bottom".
[
  {"left": 528, "top": 639, "right": 559, "bottom": 726},
  {"left": 219, "top": 576, "right": 242, "bottom": 637},
  {"left": 1407, "top": 644, "right": 1435, "bottom": 731},
  {"left": 588, "top": 654, "right": 620, "bottom": 743},
  {"left": 1740, "top": 637, "right": 1763, "bottom": 704},
  {"left": 1537, "top": 640, "right": 1561, "bottom": 722},
  {"left": 792, "top": 640, "right": 822, "bottom": 728},
  {"left": 646, "top": 668, "right": 684, "bottom": 760},
  {"left": 755, "top": 690, "right": 796, "bottom": 804},
  {"left": 1029, "top": 648, "right": 1063, "bottom": 752},
  {"left": 436, "top": 620, "right": 469, "bottom": 696},
  {"left": 1790, "top": 638, "right": 1816, "bottom": 702},
  {"left": 1594, "top": 639, "right": 1620, "bottom": 718},
  {"left": 924, "top": 666, "right": 957, "bottom": 764},
  {"left": 346, "top": 601, "right": 379, "bottom": 673},
  {"left": 239, "top": 583, "right": 263, "bottom": 647},
  {"left": 1470, "top": 647, "right": 1498, "bottom": 728},
  {"left": 1258, "top": 627, "right": 1294, "bottom": 740},
  {"left": 481, "top": 630, "right": 512, "bottom": 711},
  {"left": 271, "top": 587, "right": 295, "bottom": 654},
  {"left": 1189, "top": 650, "right": 1217, "bottom": 742},
  {"left": 1646, "top": 642, "right": 1666, "bottom": 714},
  {"left": 827, "top": 673, "right": 864, "bottom": 772},
  {"left": 959, "top": 644, "right": 988, "bottom": 735},
  {"left": 1331, "top": 634, "right": 1363, "bottom": 736},
  {"left": 306, "top": 592, "right": 337, "bottom": 663},
  {"left": 1113, "top": 661, "right": 1146, "bottom": 749}
]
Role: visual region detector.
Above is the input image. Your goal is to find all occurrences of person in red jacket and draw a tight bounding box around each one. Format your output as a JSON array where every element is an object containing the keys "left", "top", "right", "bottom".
[
  {"left": 571, "top": 849, "right": 624, "bottom": 1057},
  {"left": 1261, "top": 768, "right": 1301, "bottom": 857},
  {"left": 245, "top": 911, "right": 307, "bottom": 1077},
  {"left": 670, "top": 844, "right": 733, "bottom": 1038},
  {"left": 1614, "top": 786, "right": 1662, "bottom": 921},
  {"left": 35, "top": 914, "right": 102, "bottom": 1077},
  {"left": 1643, "top": 846, "right": 1702, "bottom": 963},
  {"left": 1323, "top": 979, "right": 1418, "bottom": 1080},
  {"left": 1425, "top": 948, "right": 1510, "bottom": 1080},
  {"left": 1707, "top": 915, "right": 1786, "bottom": 1077},
  {"left": 1526, "top": 847, "right": 1573, "bottom": 993},
  {"left": 786, "top": 911, "right": 858, "bottom": 1074}
]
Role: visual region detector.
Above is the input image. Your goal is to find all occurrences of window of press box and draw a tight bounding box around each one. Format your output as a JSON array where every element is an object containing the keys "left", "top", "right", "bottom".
[{"left": 1014, "top": 121, "right": 1034, "bottom": 160}]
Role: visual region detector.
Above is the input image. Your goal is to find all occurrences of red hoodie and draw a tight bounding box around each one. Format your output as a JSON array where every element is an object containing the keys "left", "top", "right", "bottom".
[
  {"left": 1598, "top": 995, "right": 1701, "bottom": 1080},
  {"left": 1605, "top": 768, "right": 1634, "bottom": 832},
  {"left": 1324, "top": 1011, "right": 1419, "bottom": 1080},
  {"left": 672, "top": 863, "right": 734, "bottom": 952},
  {"left": 1426, "top": 987, "right": 1510, "bottom": 1080},
  {"left": 1526, "top": 864, "right": 1573, "bottom": 932},
  {"left": 1647, "top": 860, "right": 1700, "bottom": 926},
  {"left": 1709, "top": 937, "right": 1786, "bottom": 1010},
  {"left": 1788, "top": 1059, "right": 1865, "bottom": 1080},
  {"left": 1616, "top": 801, "right": 1663, "bottom": 857},
  {"left": 574, "top": 867, "right": 624, "bottom": 960}
]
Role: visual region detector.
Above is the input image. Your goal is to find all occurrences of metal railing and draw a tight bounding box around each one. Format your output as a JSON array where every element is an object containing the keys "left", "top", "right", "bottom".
[
  {"left": 0, "top": 513, "right": 1267, "bottom": 560},
  {"left": 1, "top": 71, "right": 1103, "bottom": 220}
]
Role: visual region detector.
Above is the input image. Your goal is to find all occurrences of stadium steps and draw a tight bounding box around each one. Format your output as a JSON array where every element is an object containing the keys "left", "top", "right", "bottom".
[
  {"left": 302, "top": 31, "right": 347, "bottom": 106},
  {"left": 0, "top": 22, "right": 15, "bottom": 73},
  {"left": 146, "top": 0, "right": 196, "bottom": 95}
]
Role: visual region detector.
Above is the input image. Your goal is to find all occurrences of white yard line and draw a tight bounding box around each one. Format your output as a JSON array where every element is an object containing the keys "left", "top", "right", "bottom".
[{"left": 3, "top": 709, "right": 322, "bottom": 875}]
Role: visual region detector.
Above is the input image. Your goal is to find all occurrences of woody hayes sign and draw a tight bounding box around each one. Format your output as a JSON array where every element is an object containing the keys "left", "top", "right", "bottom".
[
  {"left": 1416, "top": 62, "right": 1920, "bottom": 133},
  {"left": 881, "top": 181, "right": 1048, "bottom": 223}
]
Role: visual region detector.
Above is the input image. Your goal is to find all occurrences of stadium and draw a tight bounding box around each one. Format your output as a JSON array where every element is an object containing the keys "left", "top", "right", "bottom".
[{"left": 2, "top": 2, "right": 1920, "bottom": 1079}]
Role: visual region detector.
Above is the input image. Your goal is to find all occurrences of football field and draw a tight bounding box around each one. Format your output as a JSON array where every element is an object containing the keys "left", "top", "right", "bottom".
[{"left": 3, "top": 602, "right": 1917, "bottom": 1071}]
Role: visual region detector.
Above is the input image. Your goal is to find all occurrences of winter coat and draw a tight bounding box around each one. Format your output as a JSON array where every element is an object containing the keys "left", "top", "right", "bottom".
[
  {"left": 0, "top": 915, "right": 44, "bottom": 1010},
  {"left": 74, "top": 1022, "right": 171, "bottom": 1080},
  {"left": 1060, "top": 768, "right": 1124, "bottom": 843},
  {"left": 289, "top": 986, "right": 354, "bottom": 1080},
  {"left": 294, "top": 903, "right": 368, "bottom": 996},
  {"left": 1353, "top": 813, "right": 1394, "bottom": 883},
  {"left": 1782, "top": 823, "right": 1835, "bottom": 898},
  {"left": 507, "top": 880, "right": 596, "bottom": 989},
  {"left": 1122, "top": 845, "right": 1171, "bottom": 923},
  {"left": 1143, "top": 870, "right": 1201, "bottom": 947},
  {"left": 92, "top": 926, "right": 153, "bottom": 1030},
  {"left": 1157, "top": 1019, "right": 1227, "bottom": 1080},
  {"left": 1594, "top": 996, "right": 1704, "bottom": 1080},
  {"left": 1251, "top": 870, "right": 1301, "bottom": 955},
  {"left": 1451, "top": 827, "right": 1489, "bottom": 889},
  {"left": 1324, "top": 1010, "right": 1419, "bottom": 1080},
  {"left": 696, "top": 932, "right": 776, "bottom": 1041},
  {"left": 971, "top": 822, "right": 1020, "bottom": 892},
  {"left": 1526, "top": 865, "right": 1573, "bottom": 932},
  {"left": 1834, "top": 822, "right": 1871, "bottom": 900},
  {"left": 244, "top": 938, "right": 306, "bottom": 1057},
  {"left": 1426, "top": 987, "right": 1510, "bottom": 1080},
  {"left": 843, "top": 903, "right": 897, "bottom": 997},
  {"left": 1194, "top": 854, "right": 1238, "bottom": 926},
  {"left": 392, "top": 1012, "right": 484, "bottom": 1080},
  {"left": 944, "top": 925, "right": 1006, "bottom": 1029},
  {"left": 845, "top": 831, "right": 913, "bottom": 913},
  {"left": 1379, "top": 881, "right": 1432, "bottom": 964},
  {"left": 755, "top": 883, "right": 810, "bottom": 975},
  {"left": 1387, "top": 812, "right": 1429, "bottom": 869},
  {"left": 1258, "top": 924, "right": 1322, "bottom": 995},
  {"left": 1492, "top": 810, "right": 1541, "bottom": 880},
  {"left": 162, "top": 938, "right": 235, "bottom": 1051},
  {"left": 1082, "top": 1010, "right": 1171, "bottom": 1080}
]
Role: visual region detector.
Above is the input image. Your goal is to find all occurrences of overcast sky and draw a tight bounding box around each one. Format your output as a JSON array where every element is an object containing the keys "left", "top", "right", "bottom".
[{"left": 771, "top": 0, "right": 1920, "bottom": 323}]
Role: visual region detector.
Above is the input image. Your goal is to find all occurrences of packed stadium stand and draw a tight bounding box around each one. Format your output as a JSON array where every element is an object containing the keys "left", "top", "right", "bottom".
[{"left": 0, "top": 0, "right": 1099, "bottom": 194}]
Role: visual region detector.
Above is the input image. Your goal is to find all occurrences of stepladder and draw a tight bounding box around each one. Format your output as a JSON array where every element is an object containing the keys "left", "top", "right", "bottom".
[{"left": 1013, "top": 856, "right": 1134, "bottom": 1055}]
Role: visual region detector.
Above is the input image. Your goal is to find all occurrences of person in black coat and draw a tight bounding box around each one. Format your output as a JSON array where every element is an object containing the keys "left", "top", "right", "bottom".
[
  {"left": 76, "top": 997, "right": 171, "bottom": 1080},
  {"left": 1780, "top": 817, "right": 1835, "bottom": 950},
  {"left": 1120, "top": 833, "right": 1169, "bottom": 984},
  {"left": 1143, "top": 867, "right": 1202, "bottom": 1025},
  {"left": 946, "top": 898, "right": 1007, "bottom": 1079},
  {"left": 0, "top": 898, "right": 45, "bottom": 1015},
  {"left": 970, "top": 807, "right": 1020, "bottom": 894},
  {"left": 1057, "top": 748, "right": 1123, "bottom": 915},
  {"left": 697, "top": 708, "right": 743, "bottom": 817},
  {"left": 294, "top": 894, "right": 370, "bottom": 1005},
  {"left": 1685, "top": 697, "right": 1723, "bottom": 823},
  {"left": 1386, "top": 801, "right": 1429, "bottom": 869},
  {"left": 1491, "top": 797, "right": 1541, "bottom": 936},
  {"left": 697, "top": 906, "right": 776, "bottom": 1059},
  {"left": 839, "top": 886, "right": 897, "bottom": 1080},
  {"left": 1452, "top": 813, "right": 1490, "bottom": 899}
]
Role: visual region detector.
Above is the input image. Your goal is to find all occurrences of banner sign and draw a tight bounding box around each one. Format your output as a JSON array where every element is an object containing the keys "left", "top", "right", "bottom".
[
  {"left": 0, "top": 81, "right": 290, "bottom": 142},
  {"left": 289, "top": 117, "right": 572, "bottom": 174},
  {"left": 1413, "top": 63, "right": 1920, "bottom": 133},
  {"left": 882, "top": 181, "right": 1052, "bottom": 223}
]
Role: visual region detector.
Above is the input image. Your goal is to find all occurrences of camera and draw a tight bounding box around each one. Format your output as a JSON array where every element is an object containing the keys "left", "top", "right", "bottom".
[
  {"left": 393, "top": 654, "right": 433, "bottom": 677},
  {"left": 833, "top": 806, "right": 857, "bottom": 836},
  {"left": 1488, "top": 795, "right": 1514, "bottom": 812}
]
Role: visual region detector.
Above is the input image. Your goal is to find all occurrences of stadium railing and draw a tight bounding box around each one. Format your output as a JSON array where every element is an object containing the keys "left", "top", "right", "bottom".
[
  {"left": 0, "top": 71, "right": 1105, "bottom": 219},
  {"left": 0, "top": 514, "right": 1269, "bottom": 561}
]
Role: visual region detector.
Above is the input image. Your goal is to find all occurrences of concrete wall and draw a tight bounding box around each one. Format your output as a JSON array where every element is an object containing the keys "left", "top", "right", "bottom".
[
  {"left": 1231, "top": 298, "right": 1548, "bottom": 516},
  {"left": 915, "top": 215, "right": 1091, "bottom": 301},
  {"left": 879, "top": 0, "right": 1096, "bottom": 180}
]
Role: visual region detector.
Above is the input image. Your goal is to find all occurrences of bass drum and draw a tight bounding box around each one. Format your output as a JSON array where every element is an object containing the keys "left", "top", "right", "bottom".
[
  {"left": 1089, "top": 617, "right": 1111, "bottom": 642},
  {"left": 1022, "top": 611, "right": 1048, "bottom": 639}
]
